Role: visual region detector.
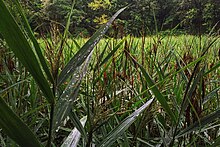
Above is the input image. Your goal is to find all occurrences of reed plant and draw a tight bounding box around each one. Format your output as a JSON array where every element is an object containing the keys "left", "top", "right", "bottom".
[{"left": 0, "top": 0, "right": 220, "bottom": 147}]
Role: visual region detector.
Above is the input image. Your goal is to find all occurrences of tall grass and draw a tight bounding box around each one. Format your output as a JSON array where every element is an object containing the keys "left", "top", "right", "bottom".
[{"left": 0, "top": 0, "right": 220, "bottom": 146}]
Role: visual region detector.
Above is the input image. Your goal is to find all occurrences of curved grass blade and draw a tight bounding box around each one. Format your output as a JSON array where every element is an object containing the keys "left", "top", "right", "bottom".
[
  {"left": 211, "top": 135, "right": 220, "bottom": 147},
  {"left": 126, "top": 51, "right": 177, "bottom": 123},
  {"left": 0, "top": 0, "right": 54, "bottom": 103},
  {"left": 202, "top": 87, "right": 220, "bottom": 104},
  {"left": 53, "top": 52, "right": 92, "bottom": 133},
  {"left": 57, "top": 7, "right": 127, "bottom": 86},
  {"left": 0, "top": 98, "right": 42, "bottom": 147},
  {"left": 204, "top": 61, "right": 220, "bottom": 76},
  {"left": 98, "top": 98, "right": 154, "bottom": 147},
  {"left": 14, "top": 0, "right": 53, "bottom": 83},
  {"left": 61, "top": 116, "right": 87, "bottom": 147},
  {"left": 176, "top": 110, "right": 220, "bottom": 138},
  {"left": 100, "top": 37, "right": 126, "bottom": 66},
  {"left": 69, "top": 111, "right": 87, "bottom": 140}
]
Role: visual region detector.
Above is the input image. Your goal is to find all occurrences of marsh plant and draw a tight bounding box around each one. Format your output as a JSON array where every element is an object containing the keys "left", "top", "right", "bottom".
[{"left": 0, "top": 0, "right": 220, "bottom": 147}]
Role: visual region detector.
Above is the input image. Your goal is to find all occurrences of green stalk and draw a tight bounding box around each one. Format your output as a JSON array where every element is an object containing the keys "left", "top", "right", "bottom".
[{"left": 47, "top": 103, "right": 55, "bottom": 147}]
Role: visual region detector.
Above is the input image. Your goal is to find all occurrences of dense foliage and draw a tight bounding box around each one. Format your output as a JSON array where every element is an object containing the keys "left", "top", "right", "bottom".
[
  {"left": 0, "top": 0, "right": 220, "bottom": 147},
  {"left": 9, "top": 0, "right": 220, "bottom": 36}
]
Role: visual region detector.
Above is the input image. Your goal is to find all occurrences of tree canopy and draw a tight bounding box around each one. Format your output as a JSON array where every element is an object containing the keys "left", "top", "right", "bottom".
[{"left": 11, "top": 0, "right": 220, "bottom": 36}]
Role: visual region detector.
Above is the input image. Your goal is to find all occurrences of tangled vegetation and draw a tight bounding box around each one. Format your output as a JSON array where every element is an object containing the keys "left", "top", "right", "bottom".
[{"left": 0, "top": 0, "right": 220, "bottom": 147}]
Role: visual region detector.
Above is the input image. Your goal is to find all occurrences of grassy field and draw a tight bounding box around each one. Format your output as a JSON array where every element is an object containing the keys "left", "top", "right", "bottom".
[
  {"left": 0, "top": 2, "right": 220, "bottom": 147},
  {"left": 1, "top": 34, "right": 220, "bottom": 146}
]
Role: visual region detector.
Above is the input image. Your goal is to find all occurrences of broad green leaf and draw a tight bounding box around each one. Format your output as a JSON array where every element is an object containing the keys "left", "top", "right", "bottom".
[
  {"left": 57, "top": 7, "right": 127, "bottom": 86},
  {"left": 53, "top": 7, "right": 126, "bottom": 133},
  {"left": 0, "top": 97, "right": 42, "bottom": 147},
  {"left": 61, "top": 116, "right": 87, "bottom": 147},
  {"left": 0, "top": 0, "right": 54, "bottom": 103},
  {"left": 53, "top": 52, "right": 92, "bottom": 133},
  {"left": 98, "top": 98, "right": 154, "bottom": 147}
]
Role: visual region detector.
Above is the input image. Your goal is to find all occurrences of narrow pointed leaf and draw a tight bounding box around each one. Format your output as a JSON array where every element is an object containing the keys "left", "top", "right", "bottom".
[
  {"left": 177, "top": 110, "right": 220, "bottom": 138},
  {"left": 57, "top": 7, "right": 126, "bottom": 86},
  {"left": 98, "top": 98, "right": 154, "bottom": 147},
  {"left": 0, "top": 98, "right": 42, "bottom": 147},
  {"left": 53, "top": 52, "right": 92, "bottom": 132},
  {"left": 14, "top": 0, "right": 53, "bottom": 83},
  {"left": 127, "top": 52, "right": 177, "bottom": 123},
  {"left": 61, "top": 116, "right": 87, "bottom": 147},
  {"left": 211, "top": 135, "right": 220, "bottom": 147},
  {"left": 202, "top": 87, "right": 220, "bottom": 104},
  {"left": 204, "top": 61, "right": 220, "bottom": 76},
  {"left": 100, "top": 37, "right": 126, "bottom": 66},
  {"left": 69, "top": 111, "right": 87, "bottom": 140},
  {"left": 0, "top": 0, "right": 54, "bottom": 103}
]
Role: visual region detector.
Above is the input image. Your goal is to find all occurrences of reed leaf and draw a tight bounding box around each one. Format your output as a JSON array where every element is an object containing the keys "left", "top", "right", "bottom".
[
  {"left": 126, "top": 51, "right": 177, "bottom": 123},
  {"left": 98, "top": 98, "right": 154, "bottom": 147},
  {"left": 100, "top": 37, "right": 126, "bottom": 66},
  {"left": 14, "top": 0, "right": 53, "bottom": 83},
  {"left": 0, "top": 97, "right": 42, "bottom": 147},
  {"left": 57, "top": 7, "right": 127, "bottom": 86},
  {"left": 53, "top": 7, "right": 126, "bottom": 133},
  {"left": 69, "top": 111, "right": 87, "bottom": 140},
  {"left": 0, "top": 0, "right": 54, "bottom": 103},
  {"left": 53, "top": 51, "right": 92, "bottom": 133},
  {"left": 177, "top": 110, "right": 220, "bottom": 138},
  {"left": 61, "top": 116, "right": 87, "bottom": 147}
]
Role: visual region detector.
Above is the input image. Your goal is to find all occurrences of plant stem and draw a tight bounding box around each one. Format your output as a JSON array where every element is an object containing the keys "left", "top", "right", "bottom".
[{"left": 47, "top": 103, "right": 55, "bottom": 147}]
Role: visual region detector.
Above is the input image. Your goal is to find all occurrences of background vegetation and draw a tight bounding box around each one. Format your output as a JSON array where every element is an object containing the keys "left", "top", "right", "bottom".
[
  {"left": 0, "top": 0, "right": 220, "bottom": 147},
  {"left": 6, "top": 0, "right": 220, "bottom": 36}
]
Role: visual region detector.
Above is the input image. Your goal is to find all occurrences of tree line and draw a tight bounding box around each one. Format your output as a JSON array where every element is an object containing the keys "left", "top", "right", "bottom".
[{"left": 7, "top": 0, "right": 220, "bottom": 37}]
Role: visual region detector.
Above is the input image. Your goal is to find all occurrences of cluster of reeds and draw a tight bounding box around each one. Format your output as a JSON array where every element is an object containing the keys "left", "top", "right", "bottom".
[{"left": 0, "top": 0, "right": 220, "bottom": 146}]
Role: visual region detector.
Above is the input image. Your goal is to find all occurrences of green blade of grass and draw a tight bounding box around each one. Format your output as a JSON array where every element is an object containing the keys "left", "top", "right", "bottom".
[
  {"left": 176, "top": 110, "right": 220, "bottom": 138},
  {"left": 98, "top": 98, "right": 154, "bottom": 147},
  {"left": 14, "top": 0, "right": 53, "bottom": 83},
  {"left": 180, "top": 67, "right": 205, "bottom": 117},
  {"left": 202, "top": 87, "right": 220, "bottom": 104},
  {"left": 0, "top": 97, "right": 42, "bottom": 147},
  {"left": 126, "top": 51, "right": 177, "bottom": 123},
  {"left": 0, "top": 0, "right": 54, "bottom": 103},
  {"left": 53, "top": 52, "right": 92, "bottom": 133},
  {"left": 69, "top": 111, "right": 87, "bottom": 140},
  {"left": 100, "top": 37, "right": 126, "bottom": 66},
  {"left": 57, "top": 7, "right": 127, "bottom": 86},
  {"left": 204, "top": 60, "right": 220, "bottom": 76},
  {"left": 211, "top": 134, "right": 220, "bottom": 147},
  {"left": 0, "top": 80, "right": 27, "bottom": 94},
  {"left": 138, "top": 65, "right": 176, "bottom": 123},
  {"left": 52, "top": 0, "right": 76, "bottom": 81},
  {"left": 61, "top": 116, "right": 87, "bottom": 147}
]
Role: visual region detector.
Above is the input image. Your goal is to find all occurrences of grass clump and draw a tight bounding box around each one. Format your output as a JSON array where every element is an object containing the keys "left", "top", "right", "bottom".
[{"left": 0, "top": 1, "right": 220, "bottom": 146}]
